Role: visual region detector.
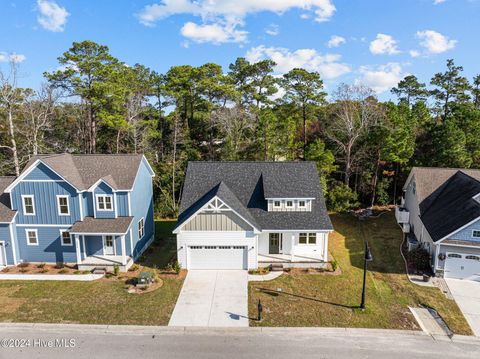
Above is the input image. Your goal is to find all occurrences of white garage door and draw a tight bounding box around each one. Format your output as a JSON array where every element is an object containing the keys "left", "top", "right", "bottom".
[
  {"left": 444, "top": 252, "right": 480, "bottom": 280},
  {"left": 188, "top": 245, "right": 247, "bottom": 270}
]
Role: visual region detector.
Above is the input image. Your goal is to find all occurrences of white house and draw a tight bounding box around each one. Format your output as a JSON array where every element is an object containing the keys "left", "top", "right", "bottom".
[
  {"left": 399, "top": 167, "right": 480, "bottom": 280},
  {"left": 173, "top": 161, "right": 333, "bottom": 270}
]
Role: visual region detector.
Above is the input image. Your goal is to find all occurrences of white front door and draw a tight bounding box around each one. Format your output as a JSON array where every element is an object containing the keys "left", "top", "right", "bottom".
[
  {"left": 188, "top": 245, "right": 247, "bottom": 270},
  {"left": 0, "top": 242, "right": 5, "bottom": 266},
  {"left": 103, "top": 236, "right": 115, "bottom": 256},
  {"left": 444, "top": 252, "right": 480, "bottom": 280}
]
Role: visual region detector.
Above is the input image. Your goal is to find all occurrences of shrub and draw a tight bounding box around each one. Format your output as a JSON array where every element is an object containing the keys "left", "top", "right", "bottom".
[
  {"left": 36, "top": 263, "right": 46, "bottom": 269},
  {"left": 58, "top": 269, "right": 69, "bottom": 274},
  {"left": 105, "top": 273, "right": 114, "bottom": 279},
  {"left": 39, "top": 269, "right": 49, "bottom": 273},
  {"left": 18, "top": 262, "right": 30, "bottom": 268},
  {"left": 113, "top": 264, "right": 120, "bottom": 276},
  {"left": 19, "top": 268, "right": 28, "bottom": 273},
  {"left": 173, "top": 261, "right": 181, "bottom": 274},
  {"left": 129, "top": 264, "right": 139, "bottom": 272},
  {"left": 2, "top": 267, "right": 10, "bottom": 273},
  {"left": 331, "top": 259, "right": 338, "bottom": 272},
  {"left": 74, "top": 270, "right": 81, "bottom": 274},
  {"left": 327, "top": 182, "right": 359, "bottom": 212},
  {"left": 407, "top": 247, "right": 431, "bottom": 272}
]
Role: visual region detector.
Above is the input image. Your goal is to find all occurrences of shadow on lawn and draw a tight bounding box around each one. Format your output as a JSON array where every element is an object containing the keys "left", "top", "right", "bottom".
[
  {"left": 258, "top": 288, "right": 358, "bottom": 310},
  {"left": 332, "top": 213, "right": 407, "bottom": 275}
]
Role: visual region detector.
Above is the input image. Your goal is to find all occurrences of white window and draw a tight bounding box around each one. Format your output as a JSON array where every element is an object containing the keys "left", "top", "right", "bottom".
[
  {"left": 57, "top": 195, "right": 70, "bottom": 216},
  {"left": 96, "top": 195, "right": 113, "bottom": 211},
  {"left": 298, "top": 200, "right": 306, "bottom": 208},
  {"left": 472, "top": 230, "right": 480, "bottom": 238},
  {"left": 286, "top": 200, "right": 294, "bottom": 208},
  {"left": 26, "top": 229, "right": 38, "bottom": 246},
  {"left": 60, "top": 230, "right": 72, "bottom": 246},
  {"left": 138, "top": 217, "right": 145, "bottom": 239},
  {"left": 299, "top": 233, "right": 317, "bottom": 245},
  {"left": 273, "top": 200, "right": 281, "bottom": 208},
  {"left": 22, "top": 195, "right": 35, "bottom": 216}
]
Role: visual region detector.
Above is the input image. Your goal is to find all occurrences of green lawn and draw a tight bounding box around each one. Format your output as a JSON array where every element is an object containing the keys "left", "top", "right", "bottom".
[
  {"left": 249, "top": 213, "right": 472, "bottom": 335},
  {"left": 0, "top": 220, "right": 182, "bottom": 325}
]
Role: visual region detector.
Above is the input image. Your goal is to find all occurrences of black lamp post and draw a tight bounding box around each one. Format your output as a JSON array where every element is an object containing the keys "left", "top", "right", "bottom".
[{"left": 360, "top": 241, "right": 373, "bottom": 311}]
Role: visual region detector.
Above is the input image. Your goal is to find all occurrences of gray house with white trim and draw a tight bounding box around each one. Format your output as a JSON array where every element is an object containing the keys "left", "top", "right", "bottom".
[
  {"left": 173, "top": 161, "right": 333, "bottom": 270},
  {"left": 399, "top": 167, "right": 480, "bottom": 280}
]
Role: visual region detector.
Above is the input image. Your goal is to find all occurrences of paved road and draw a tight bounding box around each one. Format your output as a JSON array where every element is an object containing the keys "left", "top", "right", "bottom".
[
  {"left": 168, "top": 270, "right": 248, "bottom": 327},
  {"left": 445, "top": 279, "right": 480, "bottom": 336},
  {"left": 1, "top": 324, "right": 480, "bottom": 359}
]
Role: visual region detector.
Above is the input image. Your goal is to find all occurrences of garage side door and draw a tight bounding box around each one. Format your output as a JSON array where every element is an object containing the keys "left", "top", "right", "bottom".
[
  {"left": 444, "top": 253, "right": 480, "bottom": 279},
  {"left": 188, "top": 246, "right": 247, "bottom": 270}
]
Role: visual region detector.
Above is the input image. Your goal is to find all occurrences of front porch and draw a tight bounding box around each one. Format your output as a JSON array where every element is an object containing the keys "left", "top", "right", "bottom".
[
  {"left": 77, "top": 255, "right": 134, "bottom": 272},
  {"left": 258, "top": 253, "right": 326, "bottom": 268}
]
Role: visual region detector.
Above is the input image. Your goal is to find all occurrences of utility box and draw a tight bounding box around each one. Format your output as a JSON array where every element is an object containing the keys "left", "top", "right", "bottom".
[{"left": 137, "top": 272, "right": 154, "bottom": 286}]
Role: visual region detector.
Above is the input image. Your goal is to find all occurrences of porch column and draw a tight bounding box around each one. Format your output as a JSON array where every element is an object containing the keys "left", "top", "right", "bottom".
[
  {"left": 323, "top": 233, "right": 329, "bottom": 262},
  {"left": 75, "top": 234, "right": 81, "bottom": 265},
  {"left": 82, "top": 235, "right": 86, "bottom": 261},
  {"left": 120, "top": 235, "right": 126, "bottom": 265},
  {"left": 291, "top": 233, "right": 295, "bottom": 261}
]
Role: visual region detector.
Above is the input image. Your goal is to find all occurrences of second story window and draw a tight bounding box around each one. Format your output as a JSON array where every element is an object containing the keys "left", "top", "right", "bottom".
[
  {"left": 273, "top": 200, "right": 281, "bottom": 208},
  {"left": 22, "top": 195, "right": 35, "bottom": 216},
  {"left": 298, "top": 200, "right": 306, "bottom": 208},
  {"left": 473, "top": 230, "right": 480, "bottom": 238},
  {"left": 286, "top": 200, "right": 294, "bottom": 208},
  {"left": 57, "top": 196, "right": 70, "bottom": 216},
  {"left": 96, "top": 195, "right": 113, "bottom": 211}
]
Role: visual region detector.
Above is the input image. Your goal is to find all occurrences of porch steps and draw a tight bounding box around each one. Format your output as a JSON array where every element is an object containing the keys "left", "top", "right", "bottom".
[
  {"left": 92, "top": 267, "right": 107, "bottom": 275},
  {"left": 270, "top": 263, "right": 284, "bottom": 272}
]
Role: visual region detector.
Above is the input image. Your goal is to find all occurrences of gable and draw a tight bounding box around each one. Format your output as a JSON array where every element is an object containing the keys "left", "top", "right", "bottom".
[
  {"left": 448, "top": 217, "right": 480, "bottom": 242},
  {"left": 183, "top": 210, "right": 253, "bottom": 231},
  {"left": 24, "top": 162, "right": 63, "bottom": 181}
]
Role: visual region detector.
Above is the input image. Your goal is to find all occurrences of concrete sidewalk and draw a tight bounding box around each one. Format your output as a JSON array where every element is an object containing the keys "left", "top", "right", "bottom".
[{"left": 0, "top": 273, "right": 103, "bottom": 281}]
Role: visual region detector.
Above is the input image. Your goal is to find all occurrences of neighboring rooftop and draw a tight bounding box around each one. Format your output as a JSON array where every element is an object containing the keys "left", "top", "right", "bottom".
[
  {"left": 420, "top": 171, "right": 480, "bottom": 242},
  {"left": 177, "top": 161, "right": 333, "bottom": 231},
  {"left": 22, "top": 153, "right": 146, "bottom": 191},
  {"left": 0, "top": 177, "right": 16, "bottom": 223}
]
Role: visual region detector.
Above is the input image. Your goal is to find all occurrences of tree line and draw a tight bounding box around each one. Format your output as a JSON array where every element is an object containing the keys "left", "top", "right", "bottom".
[{"left": 1, "top": 41, "right": 479, "bottom": 216}]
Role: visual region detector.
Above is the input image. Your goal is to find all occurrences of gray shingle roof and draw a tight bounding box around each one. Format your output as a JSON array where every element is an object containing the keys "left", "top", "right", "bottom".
[
  {"left": 420, "top": 171, "right": 480, "bottom": 242},
  {"left": 23, "top": 154, "right": 145, "bottom": 191},
  {"left": 177, "top": 161, "right": 333, "bottom": 231},
  {"left": 0, "top": 177, "right": 16, "bottom": 223},
  {"left": 70, "top": 216, "right": 133, "bottom": 234}
]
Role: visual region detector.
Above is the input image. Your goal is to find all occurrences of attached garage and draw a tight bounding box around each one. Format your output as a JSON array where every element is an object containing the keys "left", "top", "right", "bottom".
[
  {"left": 444, "top": 252, "right": 480, "bottom": 279},
  {"left": 188, "top": 245, "right": 247, "bottom": 270}
]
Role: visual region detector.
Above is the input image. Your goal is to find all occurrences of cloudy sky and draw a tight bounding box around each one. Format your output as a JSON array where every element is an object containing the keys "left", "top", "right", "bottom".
[{"left": 1, "top": 0, "right": 478, "bottom": 99}]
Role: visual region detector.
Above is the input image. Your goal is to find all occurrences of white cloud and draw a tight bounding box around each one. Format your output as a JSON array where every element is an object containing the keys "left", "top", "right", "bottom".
[
  {"left": 180, "top": 20, "right": 247, "bottom": 44},
  {"left": 245, "top": 45, "right": 351, "bottom": 79},
  {"left": 416, "top": 30, "right": 456, "bottom": 54},
  {"left": 137, "top": 0, "right": 336, "bottom": 43},
  {"left": 409, "top": 50, "right": 420, "bottom": 58},
  {"left": 265, "top": 24, "right": 280, "bottom": 36},
  {"left": 433, "top": 0, "right": 446, "bottom": 4},
  {"left": 357, "top": 63, "right": 405, "bottom": 93},
  {"left": 36, "top": 0, "right": 69, "bottom": 32},
  {"left": 327, "top": 35, "right": 346, "bottom": 48},
  {"left": 0, "top": 52, "right": 26, "bottom": 63},
  {"left": 369, "top": 34, "right": 399, "bottom": 55}
]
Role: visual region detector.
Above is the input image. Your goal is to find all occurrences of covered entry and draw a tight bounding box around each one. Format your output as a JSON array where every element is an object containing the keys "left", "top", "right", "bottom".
[
  {"left": 444, "top": 252, "right": 480, "bottom": 280},
  {"left": 188, "top": 245, "right": 247, "bottom": 270}
]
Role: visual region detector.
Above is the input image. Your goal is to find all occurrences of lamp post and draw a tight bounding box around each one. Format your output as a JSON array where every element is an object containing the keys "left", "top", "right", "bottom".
[{"left": 360, "top": 241, "right": 373, "bottom": 311}]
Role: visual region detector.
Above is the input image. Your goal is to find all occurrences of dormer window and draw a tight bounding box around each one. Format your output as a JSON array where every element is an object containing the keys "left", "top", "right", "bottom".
[
  {"left": 298, "top": 200, "right": 306, "bottom": 208},
  {"left": 286, "top": 200, "right": 293, "bottom": 208},
  {"left": 96, "top": 195, "right": 113, "bottom": 211},
  {"left": 273, "top": 201, "right": 281, "bottom": 208}
]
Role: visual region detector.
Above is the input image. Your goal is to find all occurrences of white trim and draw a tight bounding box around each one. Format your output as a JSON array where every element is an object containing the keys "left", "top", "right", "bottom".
[
  {"left": 0, "top": 241, "right": 7, "bottom": 267},
  {"left": 261, "top": 229, "right": 333, "bottom": 233},
  {"left": 96, "top": 195, "right": 113, "bottom": 212},
  {"left": 129, "top": 228, "right": 133, "bottom": 253},
  {"left": 114, "top": 194, "right": 118, "bottom": 218},
  {"left": 59, "top": 229, "right": 73, "bottom": 246},
  {"left": 70, "top": 231, "right": 128, "bottom": 236},
  {"left": 21, "top": 180, "right": 66, "bottom": 183},
  {"left": 434, "top": 244, "right": 441, "bottom": 271},
  {"left": 437, "top": 216, "right": 480, "bottom": 243},
  {"left": 79, "top": 194, "right": 84, "bottom": 221},
  {"left": 9, "top": 223, "right": 17, "bottom": 265},
  {"left": 4, "top": 160, "right": 80, "bottom": 193},
  {"left": 120, "top": 235, "right": 126, "bottom": 265},
  {"left": 138, "top": 217, "right": 145, "bottom": 239},
  {"left": 82, "top": 235, "right": 86, "bottom": 260},
  {"left": 127, "top": 192, "right": 132, "bottom": 216},
  {"left": 75, "top": 235, "right": 81, "bottom": 264},
  {"left": 173, "top": 195, "right": 261, "bottom": 234},
  {"left": 87, "top": 178, "right": 117, "bottom": 193},
  {"left": 16, "top": 224, "right": 71, "bottom": 228},
  {"left": 440, "top": 242, "right": 480, "bottom": 250},
  {"left": 266, "top": 197, "right": 315, "bottom": 200},
  {"left": 21, "top": 195, "right": 36, "bottom": 216},
  {"left": 25, "top": 229, "right": 38, "bottom": 246},
  {"left": 142, "top": 155, "right": 156, "bottom": 177},
  {"left": 102, "top": 235, "right": 116, "bottom": 256},
  {"left": 56, "top": 195, "right": 70, "bottom": 216}
]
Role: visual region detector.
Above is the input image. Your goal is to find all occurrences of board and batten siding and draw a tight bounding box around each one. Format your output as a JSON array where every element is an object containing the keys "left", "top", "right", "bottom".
[
  {"left": 267, "top": 199, "right": 312, "bottom": 212},
  {"left": 93, "top": 182, "right": 116, "bottom": 219},
  {"left": 0, "top": 224, "right": 15, "bottom": 264},
  {"left": 183, "top": 212, "right": 252, "bottom": 231}
]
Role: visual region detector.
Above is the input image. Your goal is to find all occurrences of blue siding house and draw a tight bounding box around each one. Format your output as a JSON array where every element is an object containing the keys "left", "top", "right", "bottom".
[{"left": 0, "top": 154, "right": 155, "bottom": 272}]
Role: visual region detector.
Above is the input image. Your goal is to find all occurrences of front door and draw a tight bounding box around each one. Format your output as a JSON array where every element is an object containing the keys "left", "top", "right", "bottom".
[
  {"left": 269, "top": 233, "right": 281, "bottom": 254},
  {"left": 103, "top": 236, "right": 115, "bottom": 256}
]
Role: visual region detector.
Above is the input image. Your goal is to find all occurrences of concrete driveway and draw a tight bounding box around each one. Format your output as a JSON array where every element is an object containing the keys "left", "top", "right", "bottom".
[
  {"left": 168, "top": 270, "right": 248, "bottom": 327},
  {"left": 445, "top": 278, "right": 480, "bottom": 336}
]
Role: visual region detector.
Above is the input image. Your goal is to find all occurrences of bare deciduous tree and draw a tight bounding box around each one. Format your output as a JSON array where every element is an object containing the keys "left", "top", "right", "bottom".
[{"left": 326, "top": 83, "right": 383, "bottom": 186}]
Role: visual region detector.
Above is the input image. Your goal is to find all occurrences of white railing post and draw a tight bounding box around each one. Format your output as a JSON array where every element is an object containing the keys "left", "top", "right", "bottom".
[
  {"left": 291, "top": 234, "right": 295, "bottom": 262},
  {"left": 75, "top": 235, "right": 81, "bottom": 265},
  {"left": 121, "top": 235, "right": 127, "bottom": 265}
]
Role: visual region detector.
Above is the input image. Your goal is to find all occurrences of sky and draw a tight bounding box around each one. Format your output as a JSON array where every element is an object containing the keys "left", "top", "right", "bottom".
[{"left": 0, "top": 0, "right": 479, "bottom": 100}]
